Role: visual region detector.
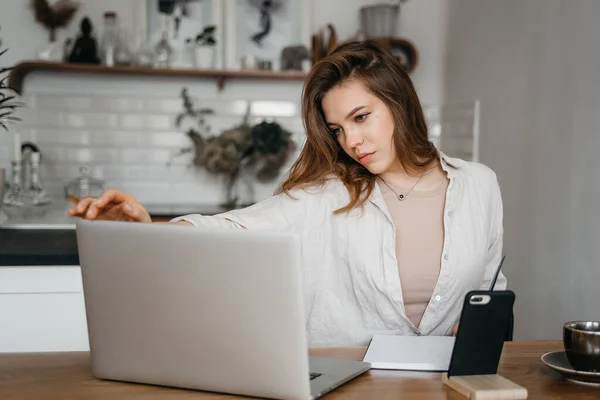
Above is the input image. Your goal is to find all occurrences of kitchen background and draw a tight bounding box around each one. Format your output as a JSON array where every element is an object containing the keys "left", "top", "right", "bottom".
[
  {"left": 1, "top": 0, "right": 599, "bottom": 348},
  {"left": 0, "top": 0, "right": 457, "bottom": 216}
]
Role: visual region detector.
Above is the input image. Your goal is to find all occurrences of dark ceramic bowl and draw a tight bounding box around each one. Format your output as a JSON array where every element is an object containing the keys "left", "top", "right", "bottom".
[{"left": 564, "top": 321, "right": 600, "bottom": 372}]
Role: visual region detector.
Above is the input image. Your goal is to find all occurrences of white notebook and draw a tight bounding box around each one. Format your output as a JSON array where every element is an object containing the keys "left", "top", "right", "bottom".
[{"left": 363, "top": 335, "right": 455, "bottom": 371}]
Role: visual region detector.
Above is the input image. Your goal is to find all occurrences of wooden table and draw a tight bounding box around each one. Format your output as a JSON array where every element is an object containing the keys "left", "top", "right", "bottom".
[{"left": 0, "top": 341, "right": 596, "bottom": 399}]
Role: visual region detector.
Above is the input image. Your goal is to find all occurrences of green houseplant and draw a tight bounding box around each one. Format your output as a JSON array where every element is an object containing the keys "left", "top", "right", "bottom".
[
  {"left": 172, "top": 88, "right": 297, "bottom": 209},
  {"left": 0, "top": 47, "right": 26, "bottom": 215},
  {"left": 0, "top": 49, "right": 24, "bottom": 131},
  {"left": 190, "top": 25, "right": 217, "bottom": 69}
]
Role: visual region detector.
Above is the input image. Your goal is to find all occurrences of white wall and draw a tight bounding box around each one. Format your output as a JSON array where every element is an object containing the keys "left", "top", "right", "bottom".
[{"left": 444, "top": 0, "right": 600, "bottom": 340}]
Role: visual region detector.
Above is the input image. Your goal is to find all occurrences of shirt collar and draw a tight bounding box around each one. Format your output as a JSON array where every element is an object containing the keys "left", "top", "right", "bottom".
[
  {"left": 368, "top": 150, "right": 463, "bottom": 212},
  {"left": 438, "top": 150, "right": 464, "bottom": 172}
]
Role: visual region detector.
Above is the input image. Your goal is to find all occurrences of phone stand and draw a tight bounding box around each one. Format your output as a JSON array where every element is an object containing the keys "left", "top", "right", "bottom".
[{"left": 442, "top": 373, "right": 528, "bottom": 399}]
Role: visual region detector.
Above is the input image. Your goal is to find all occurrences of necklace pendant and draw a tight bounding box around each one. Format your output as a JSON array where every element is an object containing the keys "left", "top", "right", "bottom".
[{"left": 398, "top": 194, "right": 405, "bottom": 201}]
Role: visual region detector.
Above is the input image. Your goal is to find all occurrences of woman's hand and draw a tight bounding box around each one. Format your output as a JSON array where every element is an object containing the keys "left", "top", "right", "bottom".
[{"left": 68, "top": 189, "right": 152, "bottom": 223}]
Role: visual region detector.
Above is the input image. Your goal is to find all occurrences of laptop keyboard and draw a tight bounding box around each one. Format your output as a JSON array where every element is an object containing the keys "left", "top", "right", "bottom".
[{"left": 309, "top": 372, "right": 322, "bottom": 380}]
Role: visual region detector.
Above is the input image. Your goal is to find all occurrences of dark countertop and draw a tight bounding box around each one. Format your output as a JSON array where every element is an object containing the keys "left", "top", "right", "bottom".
[
  {"left": 0, "top": 228, "right": 79, "bottom": 266},
  {"left": 0, "top": 204, "right": 242, "bottom": 266}
]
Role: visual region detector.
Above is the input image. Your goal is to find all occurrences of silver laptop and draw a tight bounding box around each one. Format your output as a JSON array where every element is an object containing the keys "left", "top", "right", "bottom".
[{"left": 76, "top": 219, "right": 370, "bottom": 400}]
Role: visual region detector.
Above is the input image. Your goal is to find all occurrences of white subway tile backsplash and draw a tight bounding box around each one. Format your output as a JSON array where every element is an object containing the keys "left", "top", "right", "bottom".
[
  {"left": 145, "top": 98, "right": 183, "bottom": 114},
  {"left": 94, "top": 165, "right": 169, "bottom": 181},
  {"left": 120, "top": 149, "right": 173, "bottom": 164},
  {"left": 65, "top": 148, "right": 121, "bottom": 164},
  {"left": 195, "top": 99, "right": 249, "bottom": 116},
  {"left": 36, "top": 95, "right": 92, "bottom": 111},
  {"left": 145, "top": 115, "right": 174, "bottom": 130},
  {"left": 250, "top": 101, "right": 298, "bottom": 117},
  {"left": 64, "top": 113, "right": 120, "bottom": 129},
  {"left": 28, "top": 111, "right": 63, "bottom": 128},
  {"left": 90, "top": 130, "right": 144, "bottom": 146},
  {"left": 63, "top": 114, "right": 85, "bottom": 129},
  {"left": 110, "top": 182, "right": 172, "bottom": 204},
  {"left": 118, "top": 114, "right": 177, "bottom": 131},
  {"left": 0, "top": 89, "right": 306, "bottom": 206},
  {"left": 36, "top": 130, "right": 92, "bottom": 146},
  {"left": 41, "top": 148, "right": 65, "bottom": 162},
  {"left": 91, "top": 97, "right": 146, "bottom": 112},
  {"left": 148, "top": 132, "right": 191, "bottom": 148},
  {"left": 124, "top": 166, "right": 170, "bottom": 181},
  {"left": 119, "top": 114, "right": 146, "bottom": 130}
]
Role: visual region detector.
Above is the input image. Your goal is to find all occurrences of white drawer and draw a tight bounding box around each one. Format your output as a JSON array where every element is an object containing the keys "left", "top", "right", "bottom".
[
  {"left": 0, "top": 266, "right": 90, "bottom": 352},
  {"left": 0, "top": 266, "right": 83, "bottom": 294},
  {"left": 0, "top": 291, "right": 90, "bottom": 352}
]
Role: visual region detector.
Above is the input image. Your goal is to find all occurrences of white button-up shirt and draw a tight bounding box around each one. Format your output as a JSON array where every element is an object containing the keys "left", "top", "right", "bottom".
[{"left": 173, "top": 152, "right": 506, "bottom": 347}]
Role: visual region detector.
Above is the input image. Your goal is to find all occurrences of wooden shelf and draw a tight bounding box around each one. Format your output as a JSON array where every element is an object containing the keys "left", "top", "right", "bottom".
[{"left": 8, "top": 61, "right": 308, "bottom": 93}]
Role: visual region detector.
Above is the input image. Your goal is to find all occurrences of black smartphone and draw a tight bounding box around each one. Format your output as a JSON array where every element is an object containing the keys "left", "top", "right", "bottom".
[{"left": 447, "top": 290, "right": 515, "bottom": 377}]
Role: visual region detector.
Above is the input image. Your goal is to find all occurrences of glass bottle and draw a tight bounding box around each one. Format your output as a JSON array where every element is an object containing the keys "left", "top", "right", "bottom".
[
  {"left": 2, "top": 129, "right": 33, "bottom": 219},
  {"left": 27, "top": 152, "right": 53, "bottom": 212},
  {"left": 100, "top": 11, "right": 119, "bottom": 67},
  {"left": 2, "top": 159, "right": 34, "bottom": 219},
  {"left": 153, "top": 14, "right": 172, "bottom": 68}
]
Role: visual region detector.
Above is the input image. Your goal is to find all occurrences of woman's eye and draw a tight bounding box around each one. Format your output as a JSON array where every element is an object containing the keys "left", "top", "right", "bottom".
[
  {"left": 355, "top": 113, "right": 369, "bottom": 122},
  {"left": 330, "top": 127, "right": 342, "bottom": 136}
]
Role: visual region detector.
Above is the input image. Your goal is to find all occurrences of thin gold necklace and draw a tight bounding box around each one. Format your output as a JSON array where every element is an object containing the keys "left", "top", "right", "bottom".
[{"left": 379, "top": 170, "right": 427, "bottom": 201}]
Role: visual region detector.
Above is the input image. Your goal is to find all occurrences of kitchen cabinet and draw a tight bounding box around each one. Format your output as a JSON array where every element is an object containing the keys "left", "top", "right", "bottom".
[{"left": 0, "top": 266, "right": 89, "bottom": 353}]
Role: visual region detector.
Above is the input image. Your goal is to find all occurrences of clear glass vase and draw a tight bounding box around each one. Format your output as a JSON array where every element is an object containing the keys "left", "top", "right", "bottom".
[
  {"left": 26, "top": 152, "right": 53, "bottom": 216},
  {"left": 2, "top": 160, "right": 34, "bottom": 220}
]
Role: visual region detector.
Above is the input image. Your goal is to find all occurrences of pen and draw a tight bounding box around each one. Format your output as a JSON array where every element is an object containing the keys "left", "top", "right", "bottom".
[{"left": 488, "top": 255, "right": 506, "bottom": 291}]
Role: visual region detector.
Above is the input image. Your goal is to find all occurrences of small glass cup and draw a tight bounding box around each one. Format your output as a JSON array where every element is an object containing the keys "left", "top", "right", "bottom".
[{"left": 64, "top": 165, "right": 106, "bottom": 206}]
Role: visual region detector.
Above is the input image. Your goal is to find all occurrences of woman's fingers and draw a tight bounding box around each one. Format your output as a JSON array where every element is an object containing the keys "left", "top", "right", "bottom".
[
  {"left": 84, "top": 199, "right": 103, "bottom": 219},
  {"left": 122, "top": 202, "right": 152, "bottom": 223},
  {"left": 68, "top": 197, "right": 95, "bottom": 217},
  {"left": 94, "top": 189, "right": 129, "bottom": 208}
]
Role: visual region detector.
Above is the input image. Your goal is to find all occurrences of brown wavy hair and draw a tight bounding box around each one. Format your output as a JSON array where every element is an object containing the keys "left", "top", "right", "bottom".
[{"left": 277, "top": 40, "right": 437, "bottom": 213}]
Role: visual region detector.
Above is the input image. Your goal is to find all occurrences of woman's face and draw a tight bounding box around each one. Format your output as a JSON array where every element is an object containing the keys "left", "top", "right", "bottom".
[{"left": 321, "top": 80, "right": 399, "bottom": 175}]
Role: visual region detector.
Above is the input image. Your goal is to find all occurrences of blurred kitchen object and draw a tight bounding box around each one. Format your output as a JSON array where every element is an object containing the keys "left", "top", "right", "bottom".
[
  {"left": 280, "top": 45, "right": 309, "bottom": 71},
  {"left": 67, "top": 17, "right": 100, "bottom": 64},
  {"left": 241, "top": 54, "right": 258, "bottom": 70},
  {"left": 360, "top": 3, "right": 401, "bottom": 37},
  {"left": 100, "top": 11, "right": 119, "bottom": 66},
  {"left": 64, "top": 165, "right": 106, "bottom": 206},
  {"left": 21, "top": 144, "right": 52, "bottom": 215},
  {"left": 311, "top": 24, "right": 337, "bottom": 65},
  {"left": 154, "top": 14, "right": 173, "bottom": 68},
  {"left": 2, "top": 132, "right": 34, "bottom": 219},
  {"left": 99, "top": 11, "right": 133, "bottom": 67}
]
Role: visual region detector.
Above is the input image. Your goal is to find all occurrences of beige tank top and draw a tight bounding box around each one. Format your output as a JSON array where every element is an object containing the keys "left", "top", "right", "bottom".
[{"left": 378, "top": 172, "right": 449, "bottom": 328}]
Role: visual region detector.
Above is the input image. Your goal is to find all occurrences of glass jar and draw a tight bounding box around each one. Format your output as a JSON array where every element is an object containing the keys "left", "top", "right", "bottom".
[
  {"left": 100, "top": 11, "right": 119, "bottom": 66},
  {"left": 64, "top": 165, "right": 106, "bottom": 206}
]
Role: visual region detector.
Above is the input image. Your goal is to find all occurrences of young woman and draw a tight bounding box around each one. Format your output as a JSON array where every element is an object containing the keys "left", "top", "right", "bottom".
[{"left": 70, "top": 40, "right": 506, "bottom": 347}]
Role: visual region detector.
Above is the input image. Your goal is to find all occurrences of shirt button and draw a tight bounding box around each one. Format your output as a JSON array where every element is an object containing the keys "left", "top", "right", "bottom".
[
  {"left": 435, "top": 295, "right": 441, "bottom": 301},
  {"left": 447, "top": 211, "right": 453, "bottom": 217},
  {"left": 444, "top": 254, "right": 449, "bottom": 261}
]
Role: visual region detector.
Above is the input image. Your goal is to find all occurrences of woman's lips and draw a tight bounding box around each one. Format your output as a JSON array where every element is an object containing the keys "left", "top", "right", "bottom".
[{"left": 358, "top": 152, "right": 375, "bottom": 163}]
